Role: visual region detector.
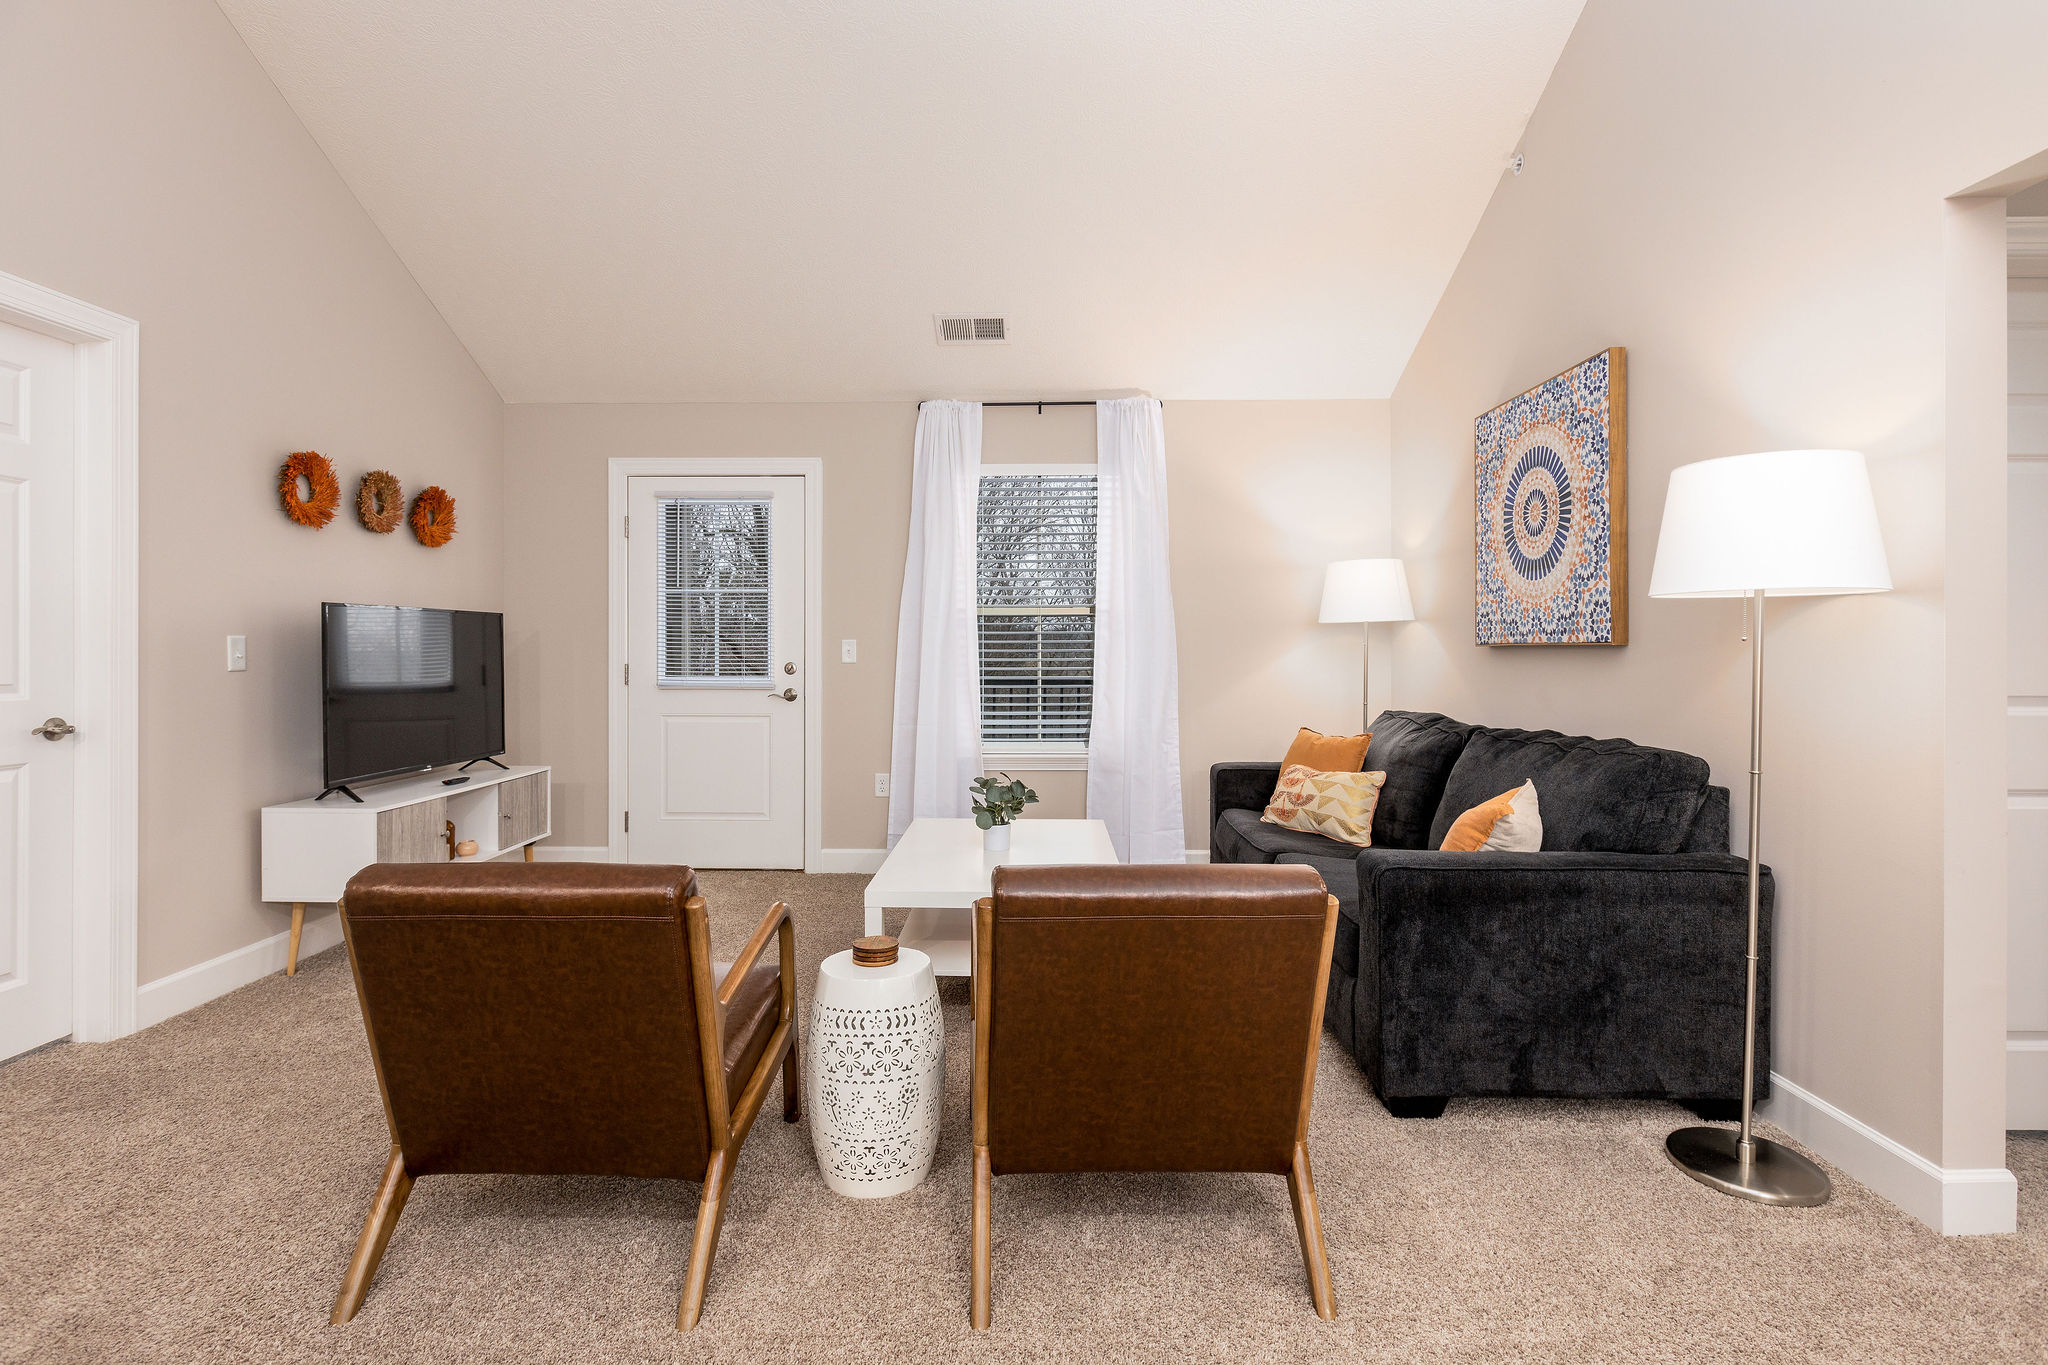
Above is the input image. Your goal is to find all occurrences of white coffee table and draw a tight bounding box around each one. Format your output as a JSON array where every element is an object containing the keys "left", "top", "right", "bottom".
[{"left": 863, "top": 818, "right": 1121, "bottom": 976}]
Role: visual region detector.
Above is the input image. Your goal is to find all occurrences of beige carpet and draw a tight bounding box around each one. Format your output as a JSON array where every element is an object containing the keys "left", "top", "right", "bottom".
[{"left": 3, "top": 869, "right": 2045, "bottom": 1364}]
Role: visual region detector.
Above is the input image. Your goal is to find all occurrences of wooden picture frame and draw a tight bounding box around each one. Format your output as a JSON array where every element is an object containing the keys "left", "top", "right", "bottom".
[{"left": 1474, "top": 347, "right": 1628, "bottom": 645}]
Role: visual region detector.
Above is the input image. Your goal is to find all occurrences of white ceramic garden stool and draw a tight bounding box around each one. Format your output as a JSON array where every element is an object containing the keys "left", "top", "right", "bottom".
[{"left": 807, "top": 936, "right": 946, "bottom": 1198}]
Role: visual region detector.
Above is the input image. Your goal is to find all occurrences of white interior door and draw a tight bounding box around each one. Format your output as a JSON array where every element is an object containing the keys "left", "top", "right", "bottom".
[
  {"left": 0, "top": 320, "right": 77, "bottom": 1060},
  {"left": 2008, "top": 267, "right": 2048, "bottom": 1128},
  {"left": 627, "top": 475, "right": 805, "bottom": 868}
]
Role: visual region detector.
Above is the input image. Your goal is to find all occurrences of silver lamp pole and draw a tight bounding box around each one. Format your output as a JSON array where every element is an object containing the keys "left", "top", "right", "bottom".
[
  {"left": 1663, "top": 588, "right": 1830, "bottom": 1204},
  {"left": 1361, "top": 623, "right": 1372, "bottom": 733}
]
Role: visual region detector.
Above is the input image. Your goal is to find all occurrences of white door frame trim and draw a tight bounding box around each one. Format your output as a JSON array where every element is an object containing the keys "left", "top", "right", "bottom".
[
  {"left": 607, "top": 457, "right": 825, "bottom": 872},
  {"left": 0, "top": 271, "right": 140, "bottom": 1043}
]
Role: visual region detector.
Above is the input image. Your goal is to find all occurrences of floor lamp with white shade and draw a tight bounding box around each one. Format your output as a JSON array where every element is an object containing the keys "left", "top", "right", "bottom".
[
  {"left": 1319, "top": 559, "right": 1414, "bottom": 732},
  {"left": 1649, "top": 449, "right": 1892, "bottom": 1206}
]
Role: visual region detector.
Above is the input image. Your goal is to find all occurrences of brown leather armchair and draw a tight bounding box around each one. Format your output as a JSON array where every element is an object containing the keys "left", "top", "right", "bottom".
[
  {"left": 970, "top": 863, "right": 1340, "bottom": 1329},
  {"left": 329, "top": 862, "right": 797, "bottom": 1331}
]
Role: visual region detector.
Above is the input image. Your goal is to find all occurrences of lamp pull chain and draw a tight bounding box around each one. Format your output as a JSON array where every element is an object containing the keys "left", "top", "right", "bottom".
[{"left": 1740, "top": 595, "right": 1750, "bottom": 642}]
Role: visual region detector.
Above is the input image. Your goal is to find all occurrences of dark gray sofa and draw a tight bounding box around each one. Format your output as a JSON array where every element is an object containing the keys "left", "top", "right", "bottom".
[{"left": 1211, "top": 710, "right": 1769, "bottom": 1118}]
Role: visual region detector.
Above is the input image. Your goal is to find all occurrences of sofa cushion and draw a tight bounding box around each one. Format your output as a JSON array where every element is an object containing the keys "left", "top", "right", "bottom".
[
  {"left": 1215, "top": 806, "right": 1363, "bottom": 865},
  {"left": 1358, "top": 711, "right": 1476, "bottom": 850},
  {"left": 1427, "top": 727, "right": 1711, "bottom": 854},
  {"left": 1273, "top": 851, "right": 1361, "bottom": 925}
]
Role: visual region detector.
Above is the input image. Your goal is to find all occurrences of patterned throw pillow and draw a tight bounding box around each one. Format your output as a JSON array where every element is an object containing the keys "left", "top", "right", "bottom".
[
  {"left": 1261, "top": 764, "right": 1387, "bottom": 847},
  {"left": 1440, "top": 780, "right": 1543, "bottom": 852}
]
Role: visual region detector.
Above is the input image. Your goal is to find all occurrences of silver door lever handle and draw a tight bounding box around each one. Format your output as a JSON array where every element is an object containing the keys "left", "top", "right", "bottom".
[
  {"left": 32, "top": 717, "right": 76, "bottom": 740},
  {"left": 775, "top": 688, "right": 798, "bottom": 701}
]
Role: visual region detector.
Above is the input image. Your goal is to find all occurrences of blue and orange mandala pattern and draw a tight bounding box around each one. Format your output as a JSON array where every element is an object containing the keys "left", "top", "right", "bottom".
[{"left": 1475, "top": 350, "right": 1622, "bottom": 645}]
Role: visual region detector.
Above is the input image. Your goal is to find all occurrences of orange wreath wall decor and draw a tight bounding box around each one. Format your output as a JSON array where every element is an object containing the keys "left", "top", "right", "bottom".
[
  {"left": 410, "top": 486, "right": 457, "bottom": 547},
  {"left": 278, "top": 451, "right": 340, "bottom": 529},
  {"left": 357, "top": 470, "right": 404, "bottom": 533}
]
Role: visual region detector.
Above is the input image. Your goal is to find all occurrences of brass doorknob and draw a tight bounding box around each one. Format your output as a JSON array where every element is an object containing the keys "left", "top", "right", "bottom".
[
  {"left": 775, "top": 688, "right": 798, "bottom": 701},
  {"left": 31, "top": 717, "right": 75, "bottom": 741}
]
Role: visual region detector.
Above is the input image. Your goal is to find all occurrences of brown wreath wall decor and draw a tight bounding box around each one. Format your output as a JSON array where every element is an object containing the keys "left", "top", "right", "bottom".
[
  {"left": 410, "top": 486, "right": 457, "bottom": 547},
  {"left": 278, "top": 451, "right": 340, "bottom": 529},
  {"left": 356, "top": 470, "right": 404, "bottom": 533}
]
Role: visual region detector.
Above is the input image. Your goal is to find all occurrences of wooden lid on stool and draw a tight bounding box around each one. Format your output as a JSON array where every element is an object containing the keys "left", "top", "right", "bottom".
[{"left": 852, "top": 935, "right": 899, "bottom": 967}]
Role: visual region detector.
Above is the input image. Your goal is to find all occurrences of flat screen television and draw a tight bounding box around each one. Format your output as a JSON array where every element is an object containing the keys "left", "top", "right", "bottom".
[{"left": 321, "top": 603, "right": 505, "bottom": 796}]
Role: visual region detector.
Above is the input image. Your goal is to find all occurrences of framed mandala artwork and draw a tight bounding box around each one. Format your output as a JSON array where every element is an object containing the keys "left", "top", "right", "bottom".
[{"left": 1474, "top": 347, "right": 1627, "bottom": 645}]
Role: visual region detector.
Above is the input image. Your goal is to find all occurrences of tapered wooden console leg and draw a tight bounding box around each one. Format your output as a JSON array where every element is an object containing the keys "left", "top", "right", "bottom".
[
  {"left": 287, "top": 903, "right": 306, "bottom": 976},
  {"left": 970, "top": 1145, "right": 993, "bottom": 1329},
  {"left": 523, "top": 844, "right": 534, "bottom": 862},
  {"left": 781, "top": 1034, "right": 801, "bottom": 1124},
  {"left": 1287, "top": 1143, "right": 1337, "bottom": 1321},
  {"left": 331, "top": 1146, "right": 412, "bottom": 1324},
  {"left": 677, "top": 1148, "right": 731, "bottom": 1331}
]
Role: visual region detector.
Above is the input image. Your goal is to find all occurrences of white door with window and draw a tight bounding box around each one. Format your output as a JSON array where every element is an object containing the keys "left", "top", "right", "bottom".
[
  {"left": 627, "top": 475, "right": 805, "bottom": 868},
  {"left": 0, "top": 320, "right": 78, "bottom": 1060},
  {"left": 2009, "top": 257, "right": 2048, "bottom": 1126}
]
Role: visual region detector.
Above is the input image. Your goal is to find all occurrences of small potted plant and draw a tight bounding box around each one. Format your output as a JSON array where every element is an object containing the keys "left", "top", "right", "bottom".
[{"left": 970, "top": 772, "right": 1038, "bottom": 852}]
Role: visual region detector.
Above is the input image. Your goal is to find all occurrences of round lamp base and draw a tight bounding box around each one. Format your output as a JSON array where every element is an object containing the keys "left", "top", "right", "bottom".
[{"left": 1666, "top": 1126, "right": 1831, "bottom": 1206}]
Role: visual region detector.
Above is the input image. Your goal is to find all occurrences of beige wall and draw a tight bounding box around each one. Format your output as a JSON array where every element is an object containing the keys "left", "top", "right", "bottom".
[
  {"left": 1386, "top": 0, "right": 2047, "bottom": 1166},
  {"left": 504, "top": 399, "right": 1388, "bottom": 854},
  {"left": 0, "top": 0, "right": 504, "bottom": 981}
]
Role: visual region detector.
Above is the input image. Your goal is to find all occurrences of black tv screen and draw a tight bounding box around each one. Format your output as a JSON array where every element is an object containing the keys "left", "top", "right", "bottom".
[{"left": 322, "top": 603, "right": 505, "bottom": 789}]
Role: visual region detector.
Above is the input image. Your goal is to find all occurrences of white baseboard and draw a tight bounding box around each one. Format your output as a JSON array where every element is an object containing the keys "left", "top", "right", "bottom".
[
  {"left": 530, "top": 844, "right": 608, "bottom": 862},
  {"left": 135, "top": 910, "right": 345, "bottom": 1030},
  {"left": 808, "top": 848, "right": 1207, "bottom": 871},
  {"left": 1759, "top": 1071, "right": 2017, "bottom": 1235},
  {"left": 812, "top": 848, "right": 888, "bottom": 874},
  {"left": 537, "top": 845, "right": 1209, "bottom": 874},
  {"left": 2008, "top": 1037, "right": 2048, "bottom": 1129}
]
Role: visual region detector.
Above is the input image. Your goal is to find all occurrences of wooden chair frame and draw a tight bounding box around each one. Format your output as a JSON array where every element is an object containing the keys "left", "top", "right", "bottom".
[
  {"left": 968, "top": 893, "right": 1340, "bottom": 1330},
  {"left": 328, "top": 892, "right": 800, "bottom": 1332}
]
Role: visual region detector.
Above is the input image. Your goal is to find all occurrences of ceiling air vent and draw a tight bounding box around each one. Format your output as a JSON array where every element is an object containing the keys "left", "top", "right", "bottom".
[{"left": 935, "top": 314, "right": 1008, "bottom": 345}]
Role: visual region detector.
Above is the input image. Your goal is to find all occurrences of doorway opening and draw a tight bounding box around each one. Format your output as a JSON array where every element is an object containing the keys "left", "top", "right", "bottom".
[{"left": 2005, "top": 179, "right": 2048, "bottom": 1132}]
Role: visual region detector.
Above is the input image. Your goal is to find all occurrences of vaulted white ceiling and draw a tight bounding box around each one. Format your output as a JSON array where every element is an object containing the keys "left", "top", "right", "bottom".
[{"left": 216, "top": 1, "right": 1584, "bottom": 402}]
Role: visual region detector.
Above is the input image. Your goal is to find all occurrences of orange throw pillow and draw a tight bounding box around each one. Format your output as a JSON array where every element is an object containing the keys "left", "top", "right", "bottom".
[
  {"left": 1440, "top": 781, "right": 1542, "bottom": 852},
  {"left": 1280, "top": 727, "right": 1372, "bottom": 774}
]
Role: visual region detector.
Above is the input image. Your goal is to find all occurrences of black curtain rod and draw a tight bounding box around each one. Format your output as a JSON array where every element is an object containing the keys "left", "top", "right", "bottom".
[
  {"left": 918, "top": 399, "right": 1100, "bottom": 411},
  {"left": 917, "top": 401, "right": 1097, "bottom": 411},
  {"left": 982, "top": 400, "right": 1097, "bottom": 408}
]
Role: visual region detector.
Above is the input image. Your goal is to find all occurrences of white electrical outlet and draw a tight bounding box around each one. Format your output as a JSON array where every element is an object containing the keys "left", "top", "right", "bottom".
[
  {"left": 226, "top": 635, "right": 247, "bottom": 672},
  {"left": 874, "top": 773, "right": 890, "bottom": 797},
  {"left": 841, "top": 639, "right": 858, "bottom": 663}
]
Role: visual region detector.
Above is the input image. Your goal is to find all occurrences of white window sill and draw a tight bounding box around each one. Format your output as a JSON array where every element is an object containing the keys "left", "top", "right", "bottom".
[{"left": 982, "top": 745, "right": 1089, "bottom": 772}]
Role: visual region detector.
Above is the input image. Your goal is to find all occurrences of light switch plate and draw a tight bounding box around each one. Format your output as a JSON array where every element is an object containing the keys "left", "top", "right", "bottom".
[
  {"left": 874, "top": 773, "right": 889, "bottom": 797},
  {"left": 841, "top": 639, "right": 858, "bottom": 663},
  {"left": 226, "top": 635, "right": 247, "bottom": 672}
]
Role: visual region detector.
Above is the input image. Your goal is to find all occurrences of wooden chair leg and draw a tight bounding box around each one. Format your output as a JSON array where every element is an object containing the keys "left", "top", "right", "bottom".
[
  {"left": 970, "top": 1145, "right": 993, "bottom": 1329},
  {"left": 677, "top": 1148, "right": 732, "bottom": 1331},
  {"left": 781, "top": 1030, "right": 801, "bottom": 1124},
  {"left": 1287, "top": 1143, "right": 1337, "bottom": 1321},
  {"left": 287, "top": 902, "right": 306, "bottom": 976},
  {"left": 331, "top": 1146, "right": 412, "bottom": 1324}
]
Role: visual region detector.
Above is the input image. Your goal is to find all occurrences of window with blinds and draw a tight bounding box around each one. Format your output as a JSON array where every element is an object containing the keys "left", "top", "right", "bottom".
[
  {"left": 658, "top": 497, "right": 772, "bottom": 685},
  {"left": 977, "top": 472, "right": 1096, "bottom": 746}
]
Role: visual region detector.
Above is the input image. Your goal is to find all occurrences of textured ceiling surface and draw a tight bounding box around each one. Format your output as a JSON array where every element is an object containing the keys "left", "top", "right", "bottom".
[{"left": 216, "top": 1, "right": 1585, "bottom": 402}]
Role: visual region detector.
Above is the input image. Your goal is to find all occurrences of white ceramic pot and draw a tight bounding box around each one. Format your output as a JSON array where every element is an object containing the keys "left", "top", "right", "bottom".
[
  {"left": 807, "top": 945, "right": 945, "bottom": 1198},
  {"left": 983, "top": 822, "right": 1011, "bottom": 852}
]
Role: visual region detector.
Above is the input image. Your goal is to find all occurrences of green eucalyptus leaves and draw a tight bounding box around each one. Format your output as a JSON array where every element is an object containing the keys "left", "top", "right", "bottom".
[{"left": 970, "top": 772, "right": 1039, "bottom": 830}]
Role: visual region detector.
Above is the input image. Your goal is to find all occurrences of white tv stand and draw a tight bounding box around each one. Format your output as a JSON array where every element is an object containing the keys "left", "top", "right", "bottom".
[{"left": 261, "top": 763, "right": 551, "bottom": 975}]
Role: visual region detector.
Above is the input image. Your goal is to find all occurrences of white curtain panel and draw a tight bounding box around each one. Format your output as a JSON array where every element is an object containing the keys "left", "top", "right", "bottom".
[
  {"left": 1088, "top": 397, "right": 1187, "bottom": 863},
  {"left": 886, "top": 400, "right": 984, "bottom": 847}
]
